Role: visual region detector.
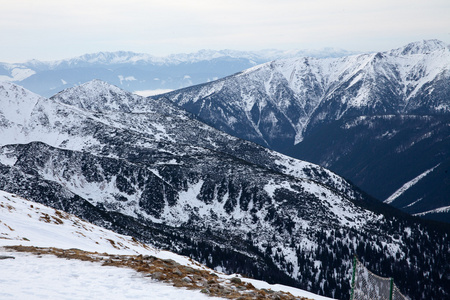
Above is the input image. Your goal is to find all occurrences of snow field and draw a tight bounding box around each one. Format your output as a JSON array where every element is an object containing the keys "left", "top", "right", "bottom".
[{"left": 0, "top": 250, "right": 213, "bottom": 300}]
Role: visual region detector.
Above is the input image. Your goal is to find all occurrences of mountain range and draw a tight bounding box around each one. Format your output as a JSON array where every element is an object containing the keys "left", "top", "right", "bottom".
[
  {"left": 0, "top": 48, "right": 358, "bottom": 98},
  {"left": 0, "top": 80, "right": 448, "bottom": 299},
  {"left": 159, "top": 39, "right": 450, "bottom": 223}
]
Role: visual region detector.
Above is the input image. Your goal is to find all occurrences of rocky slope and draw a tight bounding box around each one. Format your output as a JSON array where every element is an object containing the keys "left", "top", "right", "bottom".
[
  {"left": 0, "top": 81, "right": 448, "bottom": 299},
  {"left": 159, "top": 40, "right": 450, "bottom": 222}
]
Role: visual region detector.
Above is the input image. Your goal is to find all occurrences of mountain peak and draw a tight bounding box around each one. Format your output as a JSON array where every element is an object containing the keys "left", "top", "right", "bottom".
[
  {"left": 390, "top": 39, "right": 448, "bottom": 56},
  {"left": 0, "top": 81, "right": 44, "bottom": 125},
  {"left": 0, "top": 80, "right": 41, "bottom": 98},
  {"left": 60, "top": 79, "right": 128, "bottom": 97},
  {"left": 51, "top": 79, "right": 146, "bottom": 113},
  {"left": 75, "top": 51, "right": 158, "bottom": 65}
]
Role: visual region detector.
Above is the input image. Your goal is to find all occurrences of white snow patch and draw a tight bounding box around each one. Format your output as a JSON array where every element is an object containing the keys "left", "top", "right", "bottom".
[
  {"left": 0, "top": 251, "right": 214, "bottom": 300},
  {"left": 238, "top": 276, "right": 335, "bottom": 300},
  {"left": 264, "top": 180, "right": 294, "bottom": 198},
  {"left": 0, "top": 67, "right": 36, "bottom": 82},
  {"left": 384, "top": 164, "right": 440, "bottom": 204},
  {"left": 402, "top": 198, "right": 423, "bottom": 209},
  {"left": 413, "top": 205, "right": 450, "bottom": 217},
  {"left": 404, "top": 227, "right": 412, "bottom": 238},
  {"left": 0, "top": 147, "right": 18, "bottom": 166}
]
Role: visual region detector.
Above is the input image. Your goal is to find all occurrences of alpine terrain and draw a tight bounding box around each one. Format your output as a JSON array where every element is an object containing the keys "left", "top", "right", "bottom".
[
  {"left": 0, "top": 80, "right": 448, "bottom": 299},
  {"left": 159, "top": 39, "right": 450, "bottom": 222}
]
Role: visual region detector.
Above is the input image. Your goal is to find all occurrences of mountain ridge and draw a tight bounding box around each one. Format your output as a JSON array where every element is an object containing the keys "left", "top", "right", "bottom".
[
  {"left": 0, "top": 47, "right": 360, "bottom": 98},
  {"left": 159, "top": 39, "right": 450, "bottom": 221}
]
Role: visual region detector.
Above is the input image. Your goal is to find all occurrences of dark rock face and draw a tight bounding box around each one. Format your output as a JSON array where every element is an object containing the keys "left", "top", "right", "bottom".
[
  {"left": 288, "top": 115, "right": 450, "bottom": 217},
  {"left": 0, "top": 81, "right": 448, "bottom": 299},
  {"left": 160, "top": 40, "right": 450, "bottom": 222}
]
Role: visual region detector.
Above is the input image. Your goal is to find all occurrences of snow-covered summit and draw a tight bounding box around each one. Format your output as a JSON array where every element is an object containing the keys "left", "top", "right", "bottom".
[
  {"left": 389, "top": 39, "right": 449, "bottom": 56},
  {"left": 0, "top": 81, "right": 45, "bottom": 127},
  {"left": 51, "top": 79, "right": 153, "bottom": 113},
  {"left": 23, "top": 51, "right": 161, "bottom": 69},
  {"left": 70, "top": 51, "right": 160, "bottom": 65}
]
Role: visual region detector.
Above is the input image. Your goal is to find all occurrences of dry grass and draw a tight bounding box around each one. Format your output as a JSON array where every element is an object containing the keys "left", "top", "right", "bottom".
[{"left": 3, "top": 245, "right": 313, "bottom": 300}]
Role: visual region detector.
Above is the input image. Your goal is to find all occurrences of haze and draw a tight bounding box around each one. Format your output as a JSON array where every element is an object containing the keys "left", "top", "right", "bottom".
[{"left": 1, "top": 0, "right": 449, "bottom": 62}]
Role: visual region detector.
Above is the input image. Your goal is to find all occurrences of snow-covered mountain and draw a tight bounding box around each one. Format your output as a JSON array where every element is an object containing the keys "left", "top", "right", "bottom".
[
  {"left": 159, "top": 39, "right": 450, "bottom": 222},
  {"left": 0, "top": 48, "right": 359, "bottom": 97},
  {"left": 0, "top": 81, "right": 448, "bottom": 299},
  {"left": 0, "top": 190, "right": 332, "bottom": 300}
]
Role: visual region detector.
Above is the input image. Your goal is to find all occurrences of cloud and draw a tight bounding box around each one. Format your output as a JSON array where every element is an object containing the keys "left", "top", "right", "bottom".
[{"left": 0, "top": 0, "right": 449, "bottom": 62}]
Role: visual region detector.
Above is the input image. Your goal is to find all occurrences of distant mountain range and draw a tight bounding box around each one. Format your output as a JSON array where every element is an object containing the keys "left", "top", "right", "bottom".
[
  {"left": 0, "top": 48, "right": 359, "bottom": 97},
  {"left": 159, "top": 39, "right": 450, "bottom": 223},
  {"left": 0, "top": 80, "right": 448, "bottom": 299}
]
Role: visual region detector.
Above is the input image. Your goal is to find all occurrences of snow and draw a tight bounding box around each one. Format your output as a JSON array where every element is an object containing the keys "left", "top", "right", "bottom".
[
  {"left": 300, "top": 180, "right": 371, "bottom": 228},
  {"left": 0, "top": 147, "right": 18, "bottom": 166},
  {"left": 272, "top": 153, "right": 356, "bottom": 198},
  {"left": 402, "top": 198, "right": 423, "bottom": 209},
  {"left": 413, "top": 205, "right": 450, "bottom": 217},
  {"left": 0, "top": 252, "right": 213, "bottom": 300},
  {"left": 0, "top": 66, "right": 36, "bottom": 82},
  {"left": 0, "top": 190, "right": 211, "bottom": 270},
  {"left": 384, "top": 164, "right": 440, "bottom": 204},
  {"left": 237, "top": 277, "right": 334, "bottom": 300},
  {"left": 0, "top": 81, "right": 43, "bottom": 126}
]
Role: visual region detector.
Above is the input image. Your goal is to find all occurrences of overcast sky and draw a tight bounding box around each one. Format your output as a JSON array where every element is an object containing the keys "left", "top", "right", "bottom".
[{"left": 1, "top": 0, "right": 449, "bottom": 62}]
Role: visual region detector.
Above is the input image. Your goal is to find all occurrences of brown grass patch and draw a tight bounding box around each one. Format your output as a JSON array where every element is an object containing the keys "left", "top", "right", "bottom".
[{"left": 3, "top": 245, "right": 313, "bottom": 300}]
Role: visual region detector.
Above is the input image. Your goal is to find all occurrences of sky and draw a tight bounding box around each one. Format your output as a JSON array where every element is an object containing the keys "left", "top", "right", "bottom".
[{"left": 1, "top": 0, "right": 449, "bottom": 62}]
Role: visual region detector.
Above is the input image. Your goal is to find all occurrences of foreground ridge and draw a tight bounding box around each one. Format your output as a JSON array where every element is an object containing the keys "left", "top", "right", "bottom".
[
  {"left": 0, "top": 190, "right": 332, "bottom": 300},
  {"left": 3, "top": 246, "right": 312, "bottom": 300}
]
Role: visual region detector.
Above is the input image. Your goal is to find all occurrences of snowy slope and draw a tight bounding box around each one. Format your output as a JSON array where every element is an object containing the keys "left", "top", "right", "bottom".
[
  {"left": 0, "top": 190, "right": 333, "bottom": 300},
  {"left": 0, "top": 256, "right": 212, "bottom": 300}
]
